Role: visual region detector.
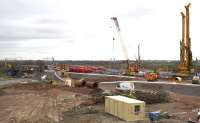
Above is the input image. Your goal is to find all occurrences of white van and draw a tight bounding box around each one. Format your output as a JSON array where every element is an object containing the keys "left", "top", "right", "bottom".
[{"left": 116, "top": 82, "right": 135, "bottom": 91}]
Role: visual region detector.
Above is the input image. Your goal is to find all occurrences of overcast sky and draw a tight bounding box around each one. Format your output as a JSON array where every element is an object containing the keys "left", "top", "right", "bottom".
[{"left": 0, "top": 0, "right": 199, "bottom": 60}]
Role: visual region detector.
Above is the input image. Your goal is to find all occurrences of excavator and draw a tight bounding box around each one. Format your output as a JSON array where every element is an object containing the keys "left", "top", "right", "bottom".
[
  {"left": 144, "top": 70, "right": 159, "bottom": 81},
  {"left": 111, "top": 17, "right": 139, "bottom": 76}
]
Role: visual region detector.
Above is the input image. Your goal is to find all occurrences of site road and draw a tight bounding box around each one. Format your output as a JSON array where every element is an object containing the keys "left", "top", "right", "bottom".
[{"left": 99, "top": 81, "right": 200, "bottom": 96}]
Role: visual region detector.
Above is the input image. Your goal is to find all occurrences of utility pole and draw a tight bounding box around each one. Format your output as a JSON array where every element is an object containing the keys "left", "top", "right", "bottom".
[{"left": 138, "top": 43, "right": 141, "bottom": 69}]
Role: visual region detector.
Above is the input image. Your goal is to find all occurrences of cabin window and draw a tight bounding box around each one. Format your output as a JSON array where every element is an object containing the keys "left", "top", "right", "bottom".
[{"left": 135, "top": 105, "right": 140, "bottom": 113}]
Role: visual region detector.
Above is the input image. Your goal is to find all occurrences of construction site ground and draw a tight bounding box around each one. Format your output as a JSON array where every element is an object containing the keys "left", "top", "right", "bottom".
[{"left": 0, "top": 79, "right": 200, "bottom": 123}]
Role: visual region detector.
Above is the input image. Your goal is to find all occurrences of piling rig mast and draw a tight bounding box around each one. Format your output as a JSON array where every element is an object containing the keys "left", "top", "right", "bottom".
[{"left": 178, "top": 3, "right": 193, "bottom": 75}]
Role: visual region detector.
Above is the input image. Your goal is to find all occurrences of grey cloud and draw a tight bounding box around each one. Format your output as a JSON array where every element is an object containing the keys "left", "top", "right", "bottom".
[
  {"left": 0, "top": 17, "right": 72, "bottom": 41},
  {"left": 0, "top": 25, "right": 68, "bottom": 41},
  {"left": 0, "top": 0, "right": 70, "bottom": 41},
  {"left": 0, "top": 0, "right": 74, "bottom": 59}
]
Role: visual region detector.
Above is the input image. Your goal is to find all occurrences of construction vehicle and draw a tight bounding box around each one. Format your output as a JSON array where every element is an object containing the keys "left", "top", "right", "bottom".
[
  {"left": 111, "top": 17, "right": 139, "bottom": 75},
  {"left": 192, "top": 72, "right": 200, "bottom": 84},
  {"left": 4, "top": 63, "right": 17, "bottom": 76},
  {"left": 178, "top": 3, "right": 193, "bottom": 75},
  {"left": 116, "top": 82, "right": 135, "bottom": 92},
  {"left": 144, "top": 70, "right": 159, "bottom": 81}
]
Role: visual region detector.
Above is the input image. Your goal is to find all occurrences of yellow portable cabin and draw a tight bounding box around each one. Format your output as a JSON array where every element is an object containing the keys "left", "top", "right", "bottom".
[{"left": 105, "top": 95, "right": 145, "bottom": 121}]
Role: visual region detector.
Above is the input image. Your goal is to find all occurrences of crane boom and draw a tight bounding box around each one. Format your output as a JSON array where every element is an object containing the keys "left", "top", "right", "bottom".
[
  {"left": 111, "top": 17, "right": 129, "bottom": 60},
  {"left": 111, "top": 17, "right": 132, "bottom": 75},
  {"left": 111, "top": 17, "right": 120, "bottom": 32},
  {"left": 111, "top": 17, "right": 140, "bottom": 75}
]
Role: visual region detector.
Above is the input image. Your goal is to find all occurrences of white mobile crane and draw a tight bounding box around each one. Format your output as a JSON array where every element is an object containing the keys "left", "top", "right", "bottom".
[{"left": 111, "top": 17, "right": 139, "bottom": 75}]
